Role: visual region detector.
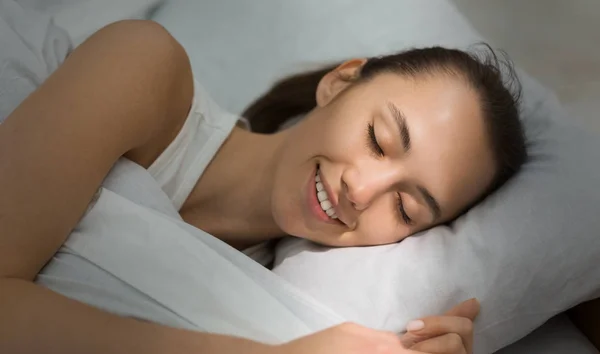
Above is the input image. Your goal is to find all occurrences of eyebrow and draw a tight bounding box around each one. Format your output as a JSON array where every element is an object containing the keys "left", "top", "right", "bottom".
[
  {"left": 417, "top": 186, "right": 442, "bottom": 221},
  {"left": 387, "top": 102, "right": 411, "bottom": 152}
]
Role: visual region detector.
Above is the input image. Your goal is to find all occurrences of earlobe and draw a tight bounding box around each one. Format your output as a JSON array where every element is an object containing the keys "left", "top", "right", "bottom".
[{"left": 316, "top": 58, "right": 368, "bottom": 107}]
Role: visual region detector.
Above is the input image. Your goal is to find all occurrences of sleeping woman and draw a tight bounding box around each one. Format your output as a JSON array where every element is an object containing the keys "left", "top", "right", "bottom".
[{"left": 0, "top": 20, "right": 526, "bottom": 354}]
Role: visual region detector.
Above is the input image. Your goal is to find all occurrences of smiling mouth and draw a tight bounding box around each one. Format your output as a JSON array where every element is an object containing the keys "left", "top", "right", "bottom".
[{"left": 315, "top": 165, "right": 338, "bottom": 220}]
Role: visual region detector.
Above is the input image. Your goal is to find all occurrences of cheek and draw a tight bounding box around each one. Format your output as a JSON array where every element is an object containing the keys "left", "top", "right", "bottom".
[
  {"left": 355, "top": 202, "right": 411, "bottom": 245},
  {"left": 308, "top": 107, "right": 369, "bottom": 157},
  {"left": 270, "top": 188, "right": 307, "bottom": 239}
]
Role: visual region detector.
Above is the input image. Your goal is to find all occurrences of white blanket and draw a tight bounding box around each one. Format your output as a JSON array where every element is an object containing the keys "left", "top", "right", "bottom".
[{"left": 37, "top": 159, "right": 345, "bottom": 343}]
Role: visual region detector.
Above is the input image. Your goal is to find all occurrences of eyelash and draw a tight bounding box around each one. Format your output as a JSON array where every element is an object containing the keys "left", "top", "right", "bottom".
[
  {"left": 366, "top": 123, "right": 413, "bottom": 226},
  {"left": 367, "top": 123, "right": 384, "bottom": 157},
  {"left": 396, "top": 193, "right": 413, "bottom": 225}
]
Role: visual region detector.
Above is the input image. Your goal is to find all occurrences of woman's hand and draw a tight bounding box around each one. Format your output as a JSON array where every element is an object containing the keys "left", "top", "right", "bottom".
[
  {"left": 399, "top": 298, "right": 480, "bottom": 354},
  {"left": 274, "top": 298, "right": 479, "bottom": 354},
  {"left": 274, "top": 322, "right": 427, "bottom": 354}
]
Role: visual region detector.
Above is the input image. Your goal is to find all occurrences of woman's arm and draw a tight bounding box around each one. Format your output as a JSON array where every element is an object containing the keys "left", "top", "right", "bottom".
[
  {"left": 1, "top": 278, "right": 272, "bottom": 353},
  {"left": 0, "top": 19, "right": 270, "bottom": 354},
  {"left": 0, "top": 19, "right": 191, "bottom": 282}
]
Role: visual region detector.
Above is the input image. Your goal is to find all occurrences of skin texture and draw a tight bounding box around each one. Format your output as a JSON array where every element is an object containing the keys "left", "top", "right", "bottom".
[
  {"left": 184, "top": 61, "right": 496, "bottom": 248},
  {"left": 0, "top": 20, "right": 480, "bottom": 354}
]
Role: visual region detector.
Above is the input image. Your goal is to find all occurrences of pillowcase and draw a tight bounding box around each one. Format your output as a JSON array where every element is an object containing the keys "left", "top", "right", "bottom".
[
  {"left": 153, "top": 0, "right": 520, "bottom": 114},
  {"left": 152, "top": 0, "right": 600, "bottom": 352}
]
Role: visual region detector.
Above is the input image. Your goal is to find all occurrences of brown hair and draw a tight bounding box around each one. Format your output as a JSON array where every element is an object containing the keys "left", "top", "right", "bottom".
[{"left": 243, "top": 45, "right": 527, "bottom": 206}]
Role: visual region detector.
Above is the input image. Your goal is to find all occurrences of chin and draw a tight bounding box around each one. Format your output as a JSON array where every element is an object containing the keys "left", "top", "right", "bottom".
[
  {"left": 273, "top": 211, "right": 325, "bottom": 244},
  {"left": 297, "top": 230, "right": 350, "bottom": 247}
]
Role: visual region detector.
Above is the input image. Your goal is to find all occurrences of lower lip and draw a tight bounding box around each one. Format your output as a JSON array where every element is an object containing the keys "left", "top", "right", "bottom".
[{"left": 307, "top": 166, "right": 338, "bottom": 224}]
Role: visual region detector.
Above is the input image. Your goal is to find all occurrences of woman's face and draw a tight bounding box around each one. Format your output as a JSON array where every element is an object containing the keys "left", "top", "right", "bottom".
[{"left": 270, "top": 60, "right": 495, "bottom": 247}]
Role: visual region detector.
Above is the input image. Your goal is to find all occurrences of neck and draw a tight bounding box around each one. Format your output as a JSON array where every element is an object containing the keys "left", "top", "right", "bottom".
[{"left": 180, "top": 127, "right": 288, "bottom": 249}]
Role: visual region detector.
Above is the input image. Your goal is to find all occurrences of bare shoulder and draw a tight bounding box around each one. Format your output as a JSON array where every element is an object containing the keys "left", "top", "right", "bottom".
[
  {"left": 93, "top": 20, "right": 195, "bottom": 167},
  {"left": 0, "top": 20, "right": 193, "bottom": 280}
]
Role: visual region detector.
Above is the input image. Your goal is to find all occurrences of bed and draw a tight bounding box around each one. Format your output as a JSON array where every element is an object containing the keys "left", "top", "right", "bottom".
[{"left": 1, "top": 0, "right": 598, "bottom": 353}]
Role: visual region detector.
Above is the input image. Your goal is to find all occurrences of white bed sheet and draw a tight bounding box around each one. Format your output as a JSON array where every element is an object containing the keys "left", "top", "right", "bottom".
[
  {"left": 0, "top": 0, "right": 163, "bottom": 123},
  {"left": 1, "top": 0, "right": 597, "bottom": 353}
]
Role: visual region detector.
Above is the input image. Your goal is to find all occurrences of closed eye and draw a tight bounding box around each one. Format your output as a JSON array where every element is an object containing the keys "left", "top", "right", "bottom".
[
  {"left": 396, "top": 193, "right": 413, "bottom": 225},
  {"left": 367, "top": 123, "right": 384, "bottom": 157}
]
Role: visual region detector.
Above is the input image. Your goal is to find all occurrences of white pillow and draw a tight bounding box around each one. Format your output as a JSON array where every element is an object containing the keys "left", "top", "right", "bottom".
[{"left": 153, "top": 1, "right": 600, "bottom": 352}]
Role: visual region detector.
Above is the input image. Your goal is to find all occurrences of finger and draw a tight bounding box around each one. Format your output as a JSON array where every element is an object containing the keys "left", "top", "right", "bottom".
[
  {"left": 444, "top": 298, "right": 480, "bottom": 321},
  {"left": 363, "top": 328, "right": 406, "bottom": 349},
  {"left": 399, "top": 299, "right": 479, "bottom": 352},
  {"left": 399, "top": 316, "right": 474, "bottom": 353},
  {"left": 337, "top": 322, "right": 404, "bottom": 347},
  {"left": 399, "top": 349, "right": 430, "bottom": 354},
  {"left": 370, "top": 328, "right": 408, "bottom": 348},
  {"left": 411, "top": 333, "right": 467, "bottom": 354}
]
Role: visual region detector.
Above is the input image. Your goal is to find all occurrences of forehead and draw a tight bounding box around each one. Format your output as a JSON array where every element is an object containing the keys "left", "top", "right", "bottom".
[{"left": 363, "top": 73, "right": 496, "bottom": 218}]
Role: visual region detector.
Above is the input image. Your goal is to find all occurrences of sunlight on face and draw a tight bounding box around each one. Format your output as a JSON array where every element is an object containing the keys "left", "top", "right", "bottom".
[{"left": 270, "top": 69, "right": 496, "bottom": 247}]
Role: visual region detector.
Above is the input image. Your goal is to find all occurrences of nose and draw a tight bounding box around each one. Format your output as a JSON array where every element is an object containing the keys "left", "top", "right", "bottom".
[{"left": 341, "top": 163, "right": 400, "bottom": 211}]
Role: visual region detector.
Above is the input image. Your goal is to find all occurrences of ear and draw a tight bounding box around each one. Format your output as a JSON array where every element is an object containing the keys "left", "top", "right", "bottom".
[{"left": 316, "top": 58, "right": 368, "bottom": 107}]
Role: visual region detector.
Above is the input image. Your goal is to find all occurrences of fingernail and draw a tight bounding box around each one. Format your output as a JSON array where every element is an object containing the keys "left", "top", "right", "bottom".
[{"left": 406, "top": 320, "right": 425, "bottom": 332}]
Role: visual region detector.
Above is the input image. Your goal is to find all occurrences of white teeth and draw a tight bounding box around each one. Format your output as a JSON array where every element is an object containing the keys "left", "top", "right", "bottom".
[
  {"left": 320, "top": 200, "right": 332, "bottom": 210},
  {"left": 317, "top": 190, "right": 328, "bottom": 202},
  {"left": 315, "top": 168, "right": 338, "bottom": 219}
]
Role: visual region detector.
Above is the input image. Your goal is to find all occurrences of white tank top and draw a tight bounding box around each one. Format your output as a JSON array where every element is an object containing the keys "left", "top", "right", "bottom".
[
  {"left": 147, "top": 80, "right": 239, "bottom": 210},
  {"left": 146, "top": 80, "right": 273, "bottom": 266}
]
